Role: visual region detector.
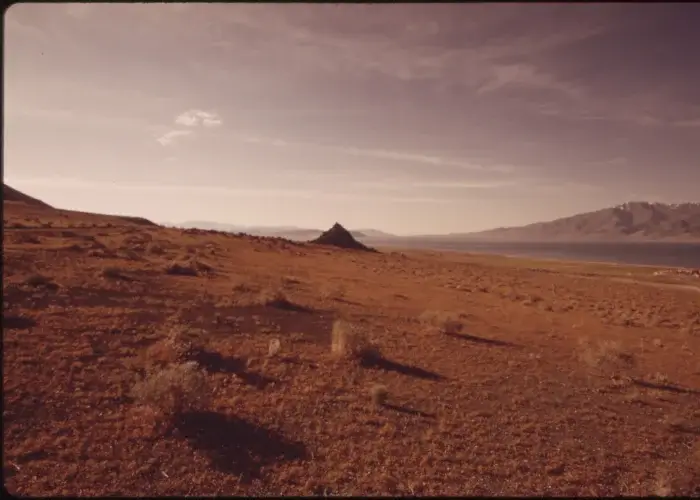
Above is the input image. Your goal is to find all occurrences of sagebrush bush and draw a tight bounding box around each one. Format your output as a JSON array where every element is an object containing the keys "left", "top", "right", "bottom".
[
  {"left": 578, "top": 338, "right": 635, "bottom": 374},
  {"left": 420, "top": 310, "right": 463, "bottom": 334},
  {"left": 165, "top": 262, "right": 198, "bottom": 276},
  {"left": 132, "top": 361, "right": 211, "bottom": 417},
  {"left": 102, "top": 266, "right": 125, "bottom": 279},
  {"left": 370, "top": 384, "right": 388, "bottom": 406},
  {"left": 25, "top": 274, "right": 56, "bottom": 288},
  {"left": 331, "top": 320, "right": 381, "bottom": 362}
]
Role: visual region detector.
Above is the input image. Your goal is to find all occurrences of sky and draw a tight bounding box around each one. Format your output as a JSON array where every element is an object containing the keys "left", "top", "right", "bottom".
[{"left": 4, "top": 3, "right": 700, "bottom": 235}]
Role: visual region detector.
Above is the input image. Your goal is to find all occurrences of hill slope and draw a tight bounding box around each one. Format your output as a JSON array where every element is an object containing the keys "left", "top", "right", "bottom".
[
  {"left": 3, "top": 184, "right": 157, "bottom": 228},
  {"left": 4, "top": 184, "right": 53, "bottom": 208},
  {"left": 457, "top": 202, "right": 700, "bottom": 242}
]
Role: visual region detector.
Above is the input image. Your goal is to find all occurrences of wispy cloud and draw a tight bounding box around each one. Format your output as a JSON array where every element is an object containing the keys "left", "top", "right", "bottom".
[
  {"left": 674, "top": 118, "right": 700, "bottom": 128},
  {"left": 237, "top": 134, "right": 513, "bottom": 172},
  {"left": 155, "top": 109, "right": 222, "bottom": 146},
  {"left": 156, "top": 129, "right": 193, "bottom": 146},
  {"left": 175, "top": 109, "right": 223, "bottom": 127},
  {"left": 477, "top": 63, "right": 582, "bottom": 100},
  {"left": 7, "top": 176, "right": 460, "bottom": 205}
]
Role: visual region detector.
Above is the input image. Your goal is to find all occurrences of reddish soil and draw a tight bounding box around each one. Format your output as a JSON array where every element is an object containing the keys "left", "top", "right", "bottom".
[{"left": 3, "top": 194, "right": 700, "bottom": 496}]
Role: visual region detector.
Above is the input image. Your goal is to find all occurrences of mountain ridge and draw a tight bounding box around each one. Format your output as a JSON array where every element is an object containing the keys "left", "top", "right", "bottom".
[{"left": 442, "top": 201, "right": 700, "bottom": 242}]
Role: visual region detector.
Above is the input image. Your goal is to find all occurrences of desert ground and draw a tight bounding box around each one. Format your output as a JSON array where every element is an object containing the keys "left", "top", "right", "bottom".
[{"left": 3, "top": 196, "right": 700, "bottom": 496}]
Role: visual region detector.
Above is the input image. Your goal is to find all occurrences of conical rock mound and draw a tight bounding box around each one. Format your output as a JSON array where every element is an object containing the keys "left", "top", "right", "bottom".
[{"left": 311, "top": 222, "right": 376, "bottom": 252}]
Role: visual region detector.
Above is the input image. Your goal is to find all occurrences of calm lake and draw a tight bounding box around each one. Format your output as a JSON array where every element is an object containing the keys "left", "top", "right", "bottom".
[{"left": 373, "top": 239, "right": 700, "bottom": 268}]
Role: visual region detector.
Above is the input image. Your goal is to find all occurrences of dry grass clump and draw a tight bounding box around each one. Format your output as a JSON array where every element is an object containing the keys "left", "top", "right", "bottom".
[
  {"left": 420, "top": 310, "right": 464, "bottom": 335},
  {"left": 259, "top": 288, "right": 289, "bottom": 306},
  {"left": 131, "top": 361, "right": 211, "bottom": 418},
  {"left": 369, "top": 384, "right": 388, "bottom": 406},
  {"left": 321, "top": 283, "right": 347, "bottom": 302},
  {"left": 258, "top": 288, "right": 307, "bottom": 311},
  {"left": 331, "top": 320, "right": 381, "bottom": 363},
  {"left": 578, "top": 338, "right": 635, "bottom": 375},
  {"left": 24, "top": 274, "right": 58, "bottom": 289},
  {"left": 147, "top": 242, "right": 166, "bottom": 255},
  {"left": 12, "top": 233, "right": 41, "bottom": 244},
  {"left": 145, "top": 325, "right": 199, "bottom": 365},
  {"left": 165, "top": 262, "right": 199, "bottom": 277},
  {"left": 268, "top": 338, "right": 282, "bottom": 357},
  {"left": 102, "top": 266, "right": 128, "bottom": 280}
]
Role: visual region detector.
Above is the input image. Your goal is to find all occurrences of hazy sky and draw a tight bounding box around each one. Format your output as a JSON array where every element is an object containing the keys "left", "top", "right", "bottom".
[{"left": 5, "top": 3, "right": 700, "bottom": 235}]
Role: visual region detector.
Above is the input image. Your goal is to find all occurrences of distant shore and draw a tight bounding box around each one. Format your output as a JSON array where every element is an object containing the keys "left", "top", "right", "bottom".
[{"left": 371, "top": 239, "right": 700, "bottom": 269}]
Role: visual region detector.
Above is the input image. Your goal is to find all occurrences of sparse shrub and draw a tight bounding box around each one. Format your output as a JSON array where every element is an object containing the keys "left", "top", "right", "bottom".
[
  {"left": 233, "top": 282, "right": 256, "bottom": 293},
  {"left": 25, "top": 274, "right": 56, "bottom": 289},
  {"left": 651, "top": 372, "right": 670, "bottom": 384},
  {"left": 119, "top": 249, "right": 142, "bottom": 261},
  {"left": 144, "top": 325, "right": 200, "bottom": 366},
  {"left": 147, "top": 243, "right": 166, "bottom": 255},
  {"left": 259, "top": 288, "right": 304, "bottom": 310},
  {"left": 163, "top": 325, "right": 198, "bottom": 361},
  {"left": 370, "top": 384, "right": 388, "bottom": 406},
  {"left": 421, "top": 310, "right": 463, "bottom": 334},
  {"left": 14, "top": 233, "right": 40, "bottom": 244},
  {"left": 131, "top": 361, "right": 211, "bottom": 418},
  {"left": 165, "top": 262, "right": 198, "bottom": 277},
  {"left": 102, "top": 266, "right": 126, "bottom": 280},
  {"left": 578, "top": 338, "right": 635, "bottom": 375},
  {"left": 190, "top": 259, "right": 213, "bottom": 273},
  {"left": 322, "top": 283, "right": 347, "bottom": 302},
  {"left": 259, "top": 288, "right": 287, "bottom": 306},
  {"left": 331, "top": 320, "right": 381, "bottom": 362}
]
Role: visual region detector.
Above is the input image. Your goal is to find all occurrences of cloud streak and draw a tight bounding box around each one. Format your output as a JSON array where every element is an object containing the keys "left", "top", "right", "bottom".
[
  {"left": 156, "top": 129, "right": 193, "bottom": 146},
  {"left": 175, "top": 109, "right": 223, "bottom": 127},
  {"left": 155, "top": 109, "right": 223, "bottom": 146},
  {"left": 6, "top": 176, "right": 461, "bottom": 205},
  {"left": 237, "top": 134, "right": 514, "bottom": 173}
]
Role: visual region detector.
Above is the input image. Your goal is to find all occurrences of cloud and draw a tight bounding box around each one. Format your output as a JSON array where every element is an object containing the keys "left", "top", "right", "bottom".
[
  {"left": 7, "top": 176, "right": 460, "bottom": 205},
  {"left": 477, "top": 63, "right": 582, "bottom": 100},
  {"left": 175, "top": 109, "right": 223, "bottom": 127},
  {"left": 674, "top": 118, "right": 700, "bottom": 128},
  {"left": 156, "top": 129, "right": 192, "bottom": 146},
  {"left": 237, "top": 134, "right": 513, "bottom": 172},
  {"left": 154, "top": 109, "right": 222, "bottom": 146}
]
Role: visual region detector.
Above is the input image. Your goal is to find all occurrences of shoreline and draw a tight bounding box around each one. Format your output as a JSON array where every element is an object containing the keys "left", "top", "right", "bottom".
[{"left": 372, "top": 241, "right": 700, "bottom": 271}]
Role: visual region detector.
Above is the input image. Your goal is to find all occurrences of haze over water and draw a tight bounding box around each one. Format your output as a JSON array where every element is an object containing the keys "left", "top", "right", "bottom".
[{"left": 378, "top": 240, "right": 700, "bottom": 268}]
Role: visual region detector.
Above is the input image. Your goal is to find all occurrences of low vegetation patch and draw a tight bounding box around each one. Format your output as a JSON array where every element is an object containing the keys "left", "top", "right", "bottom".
[
  {"left": 370, "top": 384, "right": 389, "bottom": 406},
  {"left": 24, "top": 274, "right": 58, "bottom": 289},
  {"left": 420, "top": 310, "right": 464, "bottom": 335},
  {"left": 132, "top": 361, "right": 211, "bottom": 420},
  {"left": 578, "top": 338, "right": 635, "bottom": 376},
  {"left": 331, "top": 320, "right": 381, "bottom": 363},
  {"left": 258, "top": 288, "right": 308, "bottom": 311},
  {"left": 102, "top": 266, "right": 129, "bottom": 280},
  {"left": 165, "top": 262, "right": 199, "bottom": 277}
]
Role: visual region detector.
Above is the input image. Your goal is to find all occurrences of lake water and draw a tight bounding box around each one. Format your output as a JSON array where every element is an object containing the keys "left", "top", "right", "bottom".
[{"left": 373, "top": 240, "right": 700, "bottom": 268}]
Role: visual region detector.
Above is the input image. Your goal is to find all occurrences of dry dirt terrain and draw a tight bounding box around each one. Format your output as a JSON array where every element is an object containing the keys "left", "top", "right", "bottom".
[{"left": 3, "top": 196, "right": 700, "bottom": 496}]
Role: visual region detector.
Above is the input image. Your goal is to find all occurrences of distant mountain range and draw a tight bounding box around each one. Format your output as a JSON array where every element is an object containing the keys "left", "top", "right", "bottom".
[
  {"left": 174, "top": 201, "right": 700, "bottom": 243},
  {"left": 6, "top": 184, "right": 697, "bottom": 242},
  {"left": 410, "top": 201, "right": 700, "bottom": 243},
  {"left": 171, "top": 221, "right": 396, "bottom": 241}
]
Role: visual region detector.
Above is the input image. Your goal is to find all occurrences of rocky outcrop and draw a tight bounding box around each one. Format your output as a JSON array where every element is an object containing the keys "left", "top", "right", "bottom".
[{"left": 311, "top": 223, "right": 377, "bottom": 252}]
